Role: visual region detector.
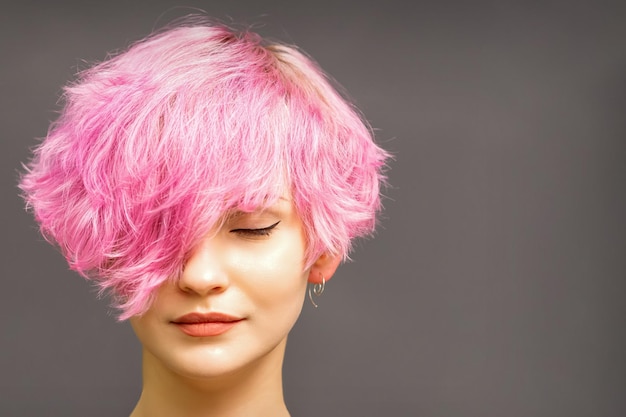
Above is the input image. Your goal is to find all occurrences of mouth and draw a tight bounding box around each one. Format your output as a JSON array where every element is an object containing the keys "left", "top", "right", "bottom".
[{"left": 171, "top": 312, "right": 244, "bottom": 337}]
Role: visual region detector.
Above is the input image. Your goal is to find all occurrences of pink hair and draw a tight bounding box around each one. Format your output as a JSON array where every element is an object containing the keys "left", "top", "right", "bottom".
[{"left": 19, "top": 21, "right": 389, "bottom": 319}]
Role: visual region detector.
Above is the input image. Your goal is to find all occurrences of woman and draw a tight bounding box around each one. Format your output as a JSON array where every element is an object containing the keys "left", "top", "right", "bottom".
[{"left": 20, "top": 19, "right": 388, "bottom": 417}]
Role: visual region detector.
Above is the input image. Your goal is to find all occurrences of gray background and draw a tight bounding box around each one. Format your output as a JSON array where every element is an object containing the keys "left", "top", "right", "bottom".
[{"left": 2, "top": 1, "right": 625, "bottom": 416}]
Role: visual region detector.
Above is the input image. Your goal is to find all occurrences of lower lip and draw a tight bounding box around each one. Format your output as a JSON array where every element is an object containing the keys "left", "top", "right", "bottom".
[{"left": 173, "top": 321, "right": 242, "bottom": 337}]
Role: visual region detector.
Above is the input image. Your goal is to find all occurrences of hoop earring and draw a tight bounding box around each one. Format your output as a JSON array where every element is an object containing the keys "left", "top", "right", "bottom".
[{"left": 308, "top": 274, "right": 325, "bottom": 308}]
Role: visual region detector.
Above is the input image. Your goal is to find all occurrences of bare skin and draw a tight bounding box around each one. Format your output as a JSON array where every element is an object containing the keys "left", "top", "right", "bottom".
[
  {"left": 129, "top": 339, "right": 290, "bottom": 417},
  {"left": 128, "top": 199, "right": 340, "bottom": 417}
]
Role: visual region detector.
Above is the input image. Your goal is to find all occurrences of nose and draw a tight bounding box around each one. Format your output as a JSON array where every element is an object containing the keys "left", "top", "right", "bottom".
[{"left": 178, "top": 237, "right": 229, "bottom": 296}]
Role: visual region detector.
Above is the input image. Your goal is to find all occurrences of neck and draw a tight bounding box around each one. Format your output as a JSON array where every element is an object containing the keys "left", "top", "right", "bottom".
[{"left": 129, "top": 339, "right": 290, "bottom": 417}]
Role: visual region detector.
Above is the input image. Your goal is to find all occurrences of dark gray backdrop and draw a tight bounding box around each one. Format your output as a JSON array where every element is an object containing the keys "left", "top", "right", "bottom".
[{"left": 2, "top": 1, "right": 625, "bottom": 416}]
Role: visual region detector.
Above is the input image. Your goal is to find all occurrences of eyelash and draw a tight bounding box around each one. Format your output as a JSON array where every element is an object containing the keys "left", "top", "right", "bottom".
[{"left": 230, "top": 221, "right": 280, "bottom": 237}]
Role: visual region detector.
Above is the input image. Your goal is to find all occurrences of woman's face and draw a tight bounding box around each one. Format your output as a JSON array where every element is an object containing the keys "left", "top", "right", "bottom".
[{"left": 130, "top": 197, "right": 310, "bottom": 380}]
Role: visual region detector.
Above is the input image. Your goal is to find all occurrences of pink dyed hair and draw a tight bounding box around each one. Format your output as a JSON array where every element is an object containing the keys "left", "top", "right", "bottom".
[{"left": 20, "top": 21, "right": 389, "bottom": 319}]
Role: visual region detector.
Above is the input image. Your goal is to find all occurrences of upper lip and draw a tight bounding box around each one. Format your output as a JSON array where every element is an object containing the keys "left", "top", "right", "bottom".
[{"left": 172, "top": 312, "right": 243, "bottom": 324}]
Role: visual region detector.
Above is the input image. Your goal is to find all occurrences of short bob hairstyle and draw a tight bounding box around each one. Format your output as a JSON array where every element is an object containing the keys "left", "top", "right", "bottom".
[{"left": 20, "top": 20, "right": 389, "bottom": 320}]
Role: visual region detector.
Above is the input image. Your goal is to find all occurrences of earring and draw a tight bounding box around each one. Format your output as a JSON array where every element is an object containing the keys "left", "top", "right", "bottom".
[{"left": 308, "top": 273, "right": 325, "bottom": 308}]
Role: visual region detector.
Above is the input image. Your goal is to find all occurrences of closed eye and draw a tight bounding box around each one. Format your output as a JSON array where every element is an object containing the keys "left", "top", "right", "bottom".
[{"left": 230, "top": 221, "right": 280, "bottom": 237}]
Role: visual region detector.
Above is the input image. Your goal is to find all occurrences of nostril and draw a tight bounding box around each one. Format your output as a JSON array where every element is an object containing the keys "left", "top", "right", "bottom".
[
  {"left": 176, "top": 237, "right": 229, "bottom": 296},
  {"left": 177, "top": 265, "right": 230, "bottom": 296}
]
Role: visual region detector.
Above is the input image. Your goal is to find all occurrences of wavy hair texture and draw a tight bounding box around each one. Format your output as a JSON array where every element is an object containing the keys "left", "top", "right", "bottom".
[{"left": 19, "top": 20, "right": 389, "bottom": 319}]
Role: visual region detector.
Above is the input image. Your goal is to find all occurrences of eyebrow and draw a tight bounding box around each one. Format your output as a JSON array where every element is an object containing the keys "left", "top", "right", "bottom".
[
  {"left": 227, "top": 200, "right": 290, "bottom": 219},
  {"left": 255, "top": 203, "right": 289, "bottom": 218}
]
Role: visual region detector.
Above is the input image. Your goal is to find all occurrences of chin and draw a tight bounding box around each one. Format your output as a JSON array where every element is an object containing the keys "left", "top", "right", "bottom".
[{"left": 148, "top": 336, "right": 288, "bottom": 382}]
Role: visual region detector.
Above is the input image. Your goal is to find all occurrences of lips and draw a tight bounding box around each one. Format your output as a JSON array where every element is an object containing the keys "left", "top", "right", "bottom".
[{"left": 172, "top": 312, "right": 244, "bottom": 337}]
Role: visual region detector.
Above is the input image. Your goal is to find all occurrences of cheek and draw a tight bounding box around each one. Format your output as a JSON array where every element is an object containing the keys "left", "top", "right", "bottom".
[
  {"left": 128, "top": 285, "right": 176, "bottom": 345},
  {"left": 129, "top": 315, "right": 154, "bottom": 351},
  {"left": 229, "top": 238, "right": 308, "bottom": 307}
]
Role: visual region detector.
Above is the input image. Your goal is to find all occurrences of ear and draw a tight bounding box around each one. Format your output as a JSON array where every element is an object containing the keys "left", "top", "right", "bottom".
[{"left": 307, "top": 252, "right": 342, "bottom": 284}]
